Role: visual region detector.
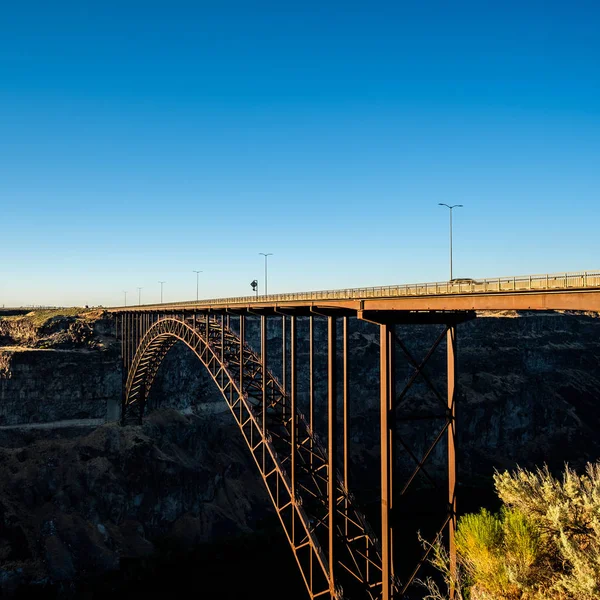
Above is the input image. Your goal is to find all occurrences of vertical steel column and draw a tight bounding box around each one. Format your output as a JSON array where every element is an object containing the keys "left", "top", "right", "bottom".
[
  {"left": 221, "top": 314, "right": 225, "bottom": 357},
  {"left": 380, "top": 323, "right": 395, "bottom": 600},
  {"left": 121, "top": 313, "right": 128, "bottom": 424},
  {"left": 290, "top": 316, "right": 297, "bottom": 508},
  {"left": 261, "top": 315, "right": 268, "bottom": 471},
  {"left": 239, "top": 315, "right": 245, "bottom": 395},
  {"left": 447, "top": 324, "right": 457, "bottom": 598},
  {"left": 126, "top": 312, "right": 130, "bottom": 372},
  {"left": 343, "top": 316, "right": 349, "bottom": 533},
  {"left": 131, "top": 313, "right": 135, "bottom": 358},
  {"left": 120, "top": 313, "right": 124, "bottom": 373},
  {"left": 328, "top": 315, "right": 337, "bottom": 598},
  {"left": 220, "top": 315, "right": 225, "bottom": 389},
  {"left": 282, "top": 315, "right": 287, "bottom": 422},
  {"left": 309, "top": 315, "right": 314, "bottom": 466},
  {"left": 123, "top": 313, "right": 127, "bottom": 373}
]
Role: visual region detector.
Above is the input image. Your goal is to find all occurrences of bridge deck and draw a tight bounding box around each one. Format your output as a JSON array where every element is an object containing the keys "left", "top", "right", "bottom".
[{"left": 110, "top": 270, "right": 600, "bottom": 313}]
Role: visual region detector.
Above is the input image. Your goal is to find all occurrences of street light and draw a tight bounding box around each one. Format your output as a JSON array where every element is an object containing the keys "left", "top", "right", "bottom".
[
  {"left": 193, "top": 270, "right": 203, "bottom": 301},
  {"left": 159, "top": 281, "right": 166, "bottom": 303},
  {"left": 123, "top": 291, "right": 128, "bottom": 306},
  {"left": 259, "top": 253, "right": 273, "bottom": 296},
  {"left": 137, "top": 287, "right": 143, "bottom": 306},
  {"left": 438, "top": 203, "right": 463, "bottom": 280}
]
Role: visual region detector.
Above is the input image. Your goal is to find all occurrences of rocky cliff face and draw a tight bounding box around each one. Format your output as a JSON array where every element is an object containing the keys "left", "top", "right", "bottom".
[
  {"left": 0, "top": 310, "right": 120, "bottom": 425},
  {"left": 0, "top": 310, "right": 304, "bottom": 599},
  {"left": 0, "top": 308, "right": 599, "bottom": 598},
  {"left": 0, "top": 410, "right": 301, "bottom": 598}
]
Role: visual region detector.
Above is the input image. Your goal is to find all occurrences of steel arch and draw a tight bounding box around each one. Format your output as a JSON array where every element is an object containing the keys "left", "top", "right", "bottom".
[{"left": 122, "top": 316, "right": 385, "bottom": 600}]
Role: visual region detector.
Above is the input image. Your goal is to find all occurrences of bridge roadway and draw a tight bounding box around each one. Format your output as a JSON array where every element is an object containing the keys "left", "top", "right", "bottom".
[
  {"left": 109, "top": 269, "right": 600, "bottom": 600},
  {"left": 110, "top": 270, "right": 600, "bottom": 313}
]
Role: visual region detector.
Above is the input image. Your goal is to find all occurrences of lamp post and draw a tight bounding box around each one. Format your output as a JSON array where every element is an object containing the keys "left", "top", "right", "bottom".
[
  {"left": 137, "top": 287, "right": 143, "bottom": 306},
  {"left": 123, "top": 291, "right": 127, "bottom": 306},
  {"left": 193, "top": 270, "right": 202, "bottom": 301},
  {"left": 159, "top": 281, "right": 166, "bottom": 303},
  {"left": 438, "top": 204, "right": 463, "bottom": 280},
  {"left": 259, "top": 253, "right": 273, "bottom": 296}
]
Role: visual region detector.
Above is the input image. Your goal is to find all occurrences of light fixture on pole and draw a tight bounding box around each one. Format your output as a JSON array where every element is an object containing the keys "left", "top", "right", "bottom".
[
  {"left": 193, "top": 270, "right": 203, "bottom": 301},
  {"left": 438, "top": 203, "right": 463, "bottom": 280},
  {"left": 159, "top": 281, "right": 166, "bottom": 303},
  {"left": 123, "top": 291, "right": 128, "bottom": 306},
  {"left": 259, "top": 253, "right": 273, "bottom": 296},
  {"left": 137, "top": 287, "right": 143, "bottom": 306}
]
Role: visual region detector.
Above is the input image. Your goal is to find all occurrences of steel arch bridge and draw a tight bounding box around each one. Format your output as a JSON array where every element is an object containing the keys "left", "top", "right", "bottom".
[
  {"left": 123, "top": 314, "right": 390, "bottom": 599},
  {"left": 112, "top": 269, "right": 600, "bottom": 600}
]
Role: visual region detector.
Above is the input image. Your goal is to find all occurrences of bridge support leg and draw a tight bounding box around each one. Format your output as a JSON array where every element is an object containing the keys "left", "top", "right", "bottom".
[
  {"left": 380, "top": 322, "right": 395, "bottom": 600},
  {"left": 282, "top": 315, "right": 287, "bottom": 402},
  {"left": 220, "top": 315, "right": 225, "bottom": 390},
  {"left": 262, "top": 315, "right": 268, "bottom": 472},
  {"left": 239, "top": 315, "right": 245, "bottom": 395},
  {"left": 120, "top": 313, "right": 128, "bottom": 425},
  {"left": 117, "top": 313, "right": 126, "bottom": 424},
  {"left": 448, "top": 324, "right": 457, "bottom": 599},
  {"left": 290, "top": 316, "right": 297, "bottom": 512},
  {"left": 309, "top": 315, "right": 314, "bottom": 468},
  {"left": 328, "top": 316, "right": 338, "bottom": 598},
  {"left": 343, "top": 315, "right": 349, "bottom": 534}
]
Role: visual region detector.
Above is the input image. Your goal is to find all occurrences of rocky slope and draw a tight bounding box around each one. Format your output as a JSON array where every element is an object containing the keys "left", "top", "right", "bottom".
[
  {"left": 0, "top": 310, "right": 119, "bottom": 425},
  {"left": 0, "top": 409, "right": 303, "bottom": 598}
]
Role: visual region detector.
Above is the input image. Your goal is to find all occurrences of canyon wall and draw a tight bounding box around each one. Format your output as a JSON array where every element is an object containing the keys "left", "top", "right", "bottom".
[{"left": 0, "top": 308, "right": 599, "bottom": 598}]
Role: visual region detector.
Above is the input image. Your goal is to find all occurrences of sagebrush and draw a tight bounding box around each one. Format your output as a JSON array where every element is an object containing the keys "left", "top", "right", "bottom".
[{"left": 419, "top": 462, "right": 600, "bottom": 599}]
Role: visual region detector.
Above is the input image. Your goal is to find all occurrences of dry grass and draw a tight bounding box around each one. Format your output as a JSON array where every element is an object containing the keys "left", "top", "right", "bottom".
[{"left": 18, "top": 308, "right": 90, "bottom": 328}]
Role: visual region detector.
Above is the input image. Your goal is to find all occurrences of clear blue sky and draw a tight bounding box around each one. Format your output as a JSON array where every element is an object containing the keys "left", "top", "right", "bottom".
[{"left": 1, "top": 1, "right": 599, "bottom": 307}]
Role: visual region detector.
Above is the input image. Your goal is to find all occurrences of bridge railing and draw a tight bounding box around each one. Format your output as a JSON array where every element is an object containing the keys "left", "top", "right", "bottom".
[{"left": 116, "top": 270, "right": 600, "bottom": 309}]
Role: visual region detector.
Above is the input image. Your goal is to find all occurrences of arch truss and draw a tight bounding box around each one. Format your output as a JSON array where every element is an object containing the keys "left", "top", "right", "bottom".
[{"left": 115, "top": 309, "right": 473, "bottom": 600}]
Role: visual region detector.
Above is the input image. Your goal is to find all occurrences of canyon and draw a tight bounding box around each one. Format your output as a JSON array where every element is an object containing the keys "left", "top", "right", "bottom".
[{"left": 0, "top": 308, "right": 599, "bottom": 598}]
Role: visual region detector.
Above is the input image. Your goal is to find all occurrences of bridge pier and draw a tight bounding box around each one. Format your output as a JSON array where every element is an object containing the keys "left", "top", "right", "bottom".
[
  {"left": 448, "top": 324, "right": 457, "bottom": 599},
  {"left": 328, "top": 315, "right": 338, "bottom": 598},
  {"left": 379, "top": 322, "right": 395, "bottom": 600}
]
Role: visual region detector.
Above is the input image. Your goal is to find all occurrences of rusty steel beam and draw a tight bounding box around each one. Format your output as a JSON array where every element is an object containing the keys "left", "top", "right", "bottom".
[
  {"left": 309, "top": 315, "right": 314, "bottom": 469},
  {"left": 239, "top": 314, "right": 245, "bottom": 395},
  {"left": 283, "top": 315, "right": 287, "bottom": 393},
  {"left": 448, "top": 324, "right": 457, "bottom": 598},
  {"left": 380, "top": 322, "right": 395, "bottom": 600},
  {"left": 343, "top": 316, "right": 349, "bottom": 537},
  {"left": 262, "top": 314, "right": 267, "bottom": 472},
  {"left": 328, "top": 315, "right": 337, "bottom": 599},
  {"left": 291, "top": 316, "right": 297, "bottom": 507}
]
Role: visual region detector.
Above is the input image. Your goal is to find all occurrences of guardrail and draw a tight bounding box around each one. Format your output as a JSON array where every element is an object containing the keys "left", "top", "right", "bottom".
[{"left": 112, "top": 270, "right": 600, "bottom": 310}]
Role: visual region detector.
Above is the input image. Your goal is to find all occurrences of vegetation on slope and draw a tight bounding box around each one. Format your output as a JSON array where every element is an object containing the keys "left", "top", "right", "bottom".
[
  {"left": 421, "top": 462, "right": 600, "bottom": 599},
  {"left": 0, "top": 308, "right": 107, "bottom": 350}
]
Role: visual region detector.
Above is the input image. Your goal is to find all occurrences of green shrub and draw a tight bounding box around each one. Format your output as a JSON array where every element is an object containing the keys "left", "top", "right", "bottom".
[{"left": 421, "top": 462, "right": 600, "bottom": 599}]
